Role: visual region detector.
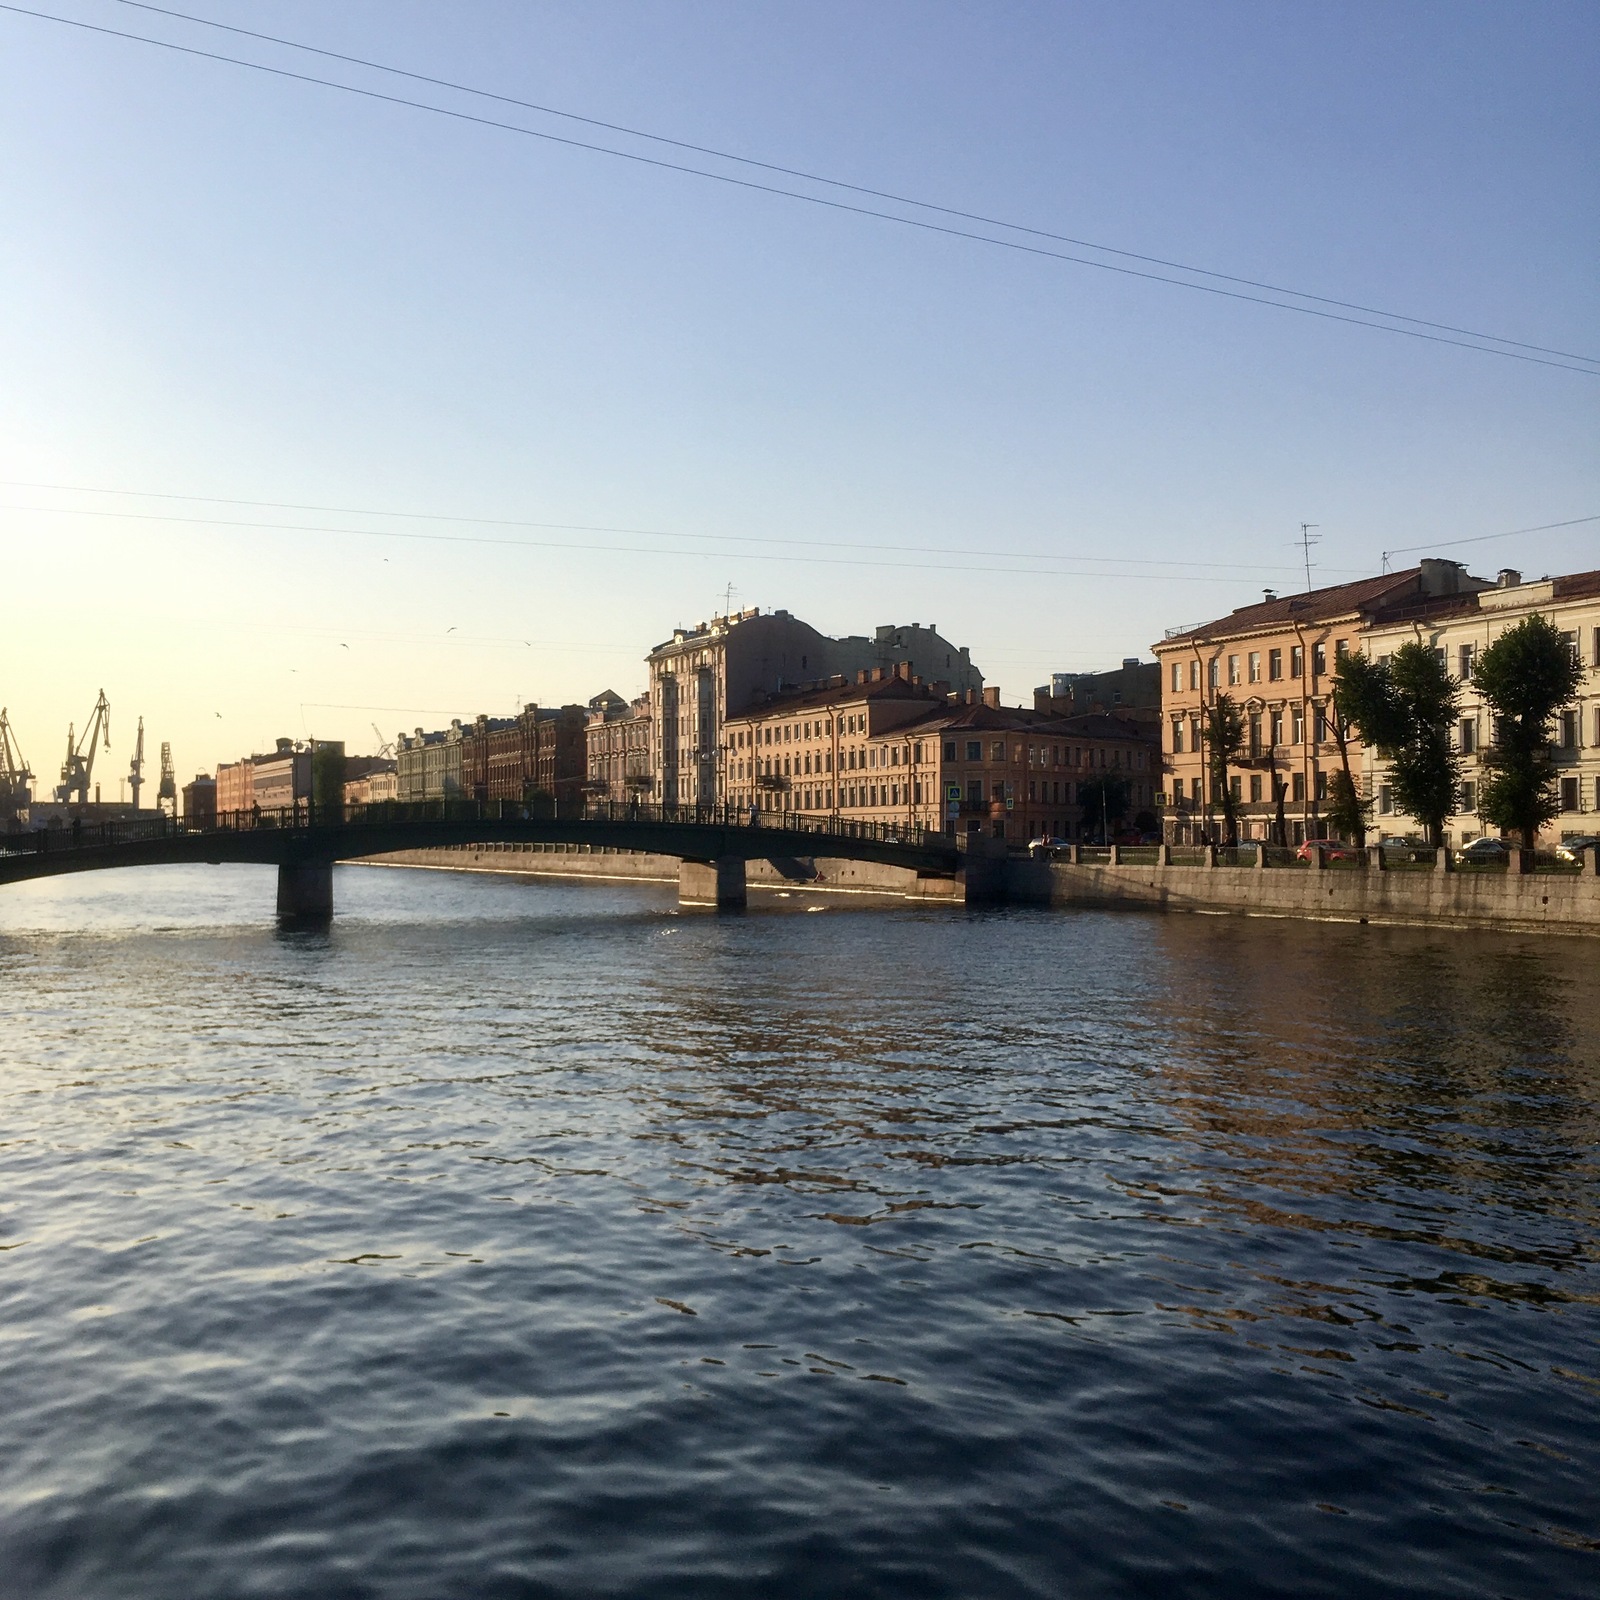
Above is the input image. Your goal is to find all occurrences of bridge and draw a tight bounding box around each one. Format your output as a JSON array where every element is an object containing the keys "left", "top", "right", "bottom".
[{"left": 0, "top": 800, "right": 969, "bottom": 917}]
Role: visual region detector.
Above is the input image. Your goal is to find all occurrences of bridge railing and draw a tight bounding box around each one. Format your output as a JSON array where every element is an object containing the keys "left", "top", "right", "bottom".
[{"left": 3, "top": 799, "right": 954, "bottom": 858}]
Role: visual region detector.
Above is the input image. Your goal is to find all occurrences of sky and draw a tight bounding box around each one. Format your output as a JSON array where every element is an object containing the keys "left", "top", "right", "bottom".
[{"left": 1, "top": 0, "right": 1596, "bottom": 794}]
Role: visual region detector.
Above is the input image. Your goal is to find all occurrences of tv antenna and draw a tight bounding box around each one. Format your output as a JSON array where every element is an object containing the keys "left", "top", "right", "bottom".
[
  {"left": 1298, "top": 523, "right": 1321, "bottom": 592},
  {"left": 719, "top": 581, "right": 738, "bottom": 618}
]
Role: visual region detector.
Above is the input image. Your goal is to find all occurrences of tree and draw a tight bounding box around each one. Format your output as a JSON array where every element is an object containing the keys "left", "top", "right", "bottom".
[
  {"left": 1473, "top": 613, "right": 1583, "bottom": 848},
  {"left": 1201, "top": 694, "right": 1246, "bottom": 846},
  {"left": 1324, "top": 769, "right": 1371, "bottom": 844},
  {"left": 1334, "top": 643, "right": 1461, "bottom": 848},
  {"left": 1326, "top": 654, "right": 1386, "bottom": 846},
  {"left": 1076, "top": 773, "right": 1129, "bottom": 842}
]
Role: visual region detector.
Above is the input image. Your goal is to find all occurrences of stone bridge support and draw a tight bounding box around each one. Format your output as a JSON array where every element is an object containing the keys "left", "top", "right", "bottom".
[
  {"left": 277, "top": 860, "right": 334, "bottom": 922},
  {"left": 679, "top": 857, "right": 747, "bottom": 910}
]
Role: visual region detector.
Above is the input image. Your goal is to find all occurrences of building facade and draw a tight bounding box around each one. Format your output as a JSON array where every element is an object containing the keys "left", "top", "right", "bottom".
[
  {"left": 723, "top": 670, "right": 1160, "bottom": 842},
  {"left": 1153, "top": 561, "right": 1488, "bottom": 845},
  {"left": 586, "top": 691, "right": 654, "bottom": 804},
  {"left": 1359, "top": 566, "right": 1600, "bottom": 846},
  {"left": 396, "top": 722, "right": 463, "bottom": 802},
  {"left": 646, "top": 608, "right": 983, "bottom": 808},
  {"left": 181, "top": 773, "right": 216, "bottom": 829}
]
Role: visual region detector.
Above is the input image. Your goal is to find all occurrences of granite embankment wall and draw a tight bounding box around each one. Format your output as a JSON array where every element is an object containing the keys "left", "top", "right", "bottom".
[
  {"left": 1017, "top": 858, "right": 1600, "bottom": 938},
  {"left": 369, "top": 842, "right": 957, "bottom": 898}
]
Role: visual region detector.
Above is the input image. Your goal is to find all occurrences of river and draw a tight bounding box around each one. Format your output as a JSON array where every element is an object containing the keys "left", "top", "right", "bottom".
[{"left": 1, "top": 863, "right": 1596, "bottom": 1598}]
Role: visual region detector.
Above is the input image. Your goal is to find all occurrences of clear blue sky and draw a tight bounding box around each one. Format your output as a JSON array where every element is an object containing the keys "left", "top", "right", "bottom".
[{"left": 1, "top": 1, "right": 1595, "bottom": 786}]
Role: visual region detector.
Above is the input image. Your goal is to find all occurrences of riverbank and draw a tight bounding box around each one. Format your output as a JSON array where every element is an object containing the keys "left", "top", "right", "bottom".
[
  {"left": 365, "top": 842, "right": 957, "bottom": 899},
  {"left": 367, "top": 840, "right": 1600, "bottom": 936}
]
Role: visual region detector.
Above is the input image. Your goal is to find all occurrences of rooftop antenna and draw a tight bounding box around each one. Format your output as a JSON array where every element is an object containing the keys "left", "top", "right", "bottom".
[
  {"left": 719, "top": 581, "right": 738, "bottom": 619},
  {"left": 1298, "top": 523, "right": 1321, "bottom": 592}
]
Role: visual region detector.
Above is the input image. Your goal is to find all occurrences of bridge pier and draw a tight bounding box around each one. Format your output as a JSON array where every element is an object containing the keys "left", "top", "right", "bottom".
[
  {"left": 679, "top": 857, "right": 746, "bottom": 910},
  {"left": 277, "top": 860, "right": 333, "bottom": 922}
]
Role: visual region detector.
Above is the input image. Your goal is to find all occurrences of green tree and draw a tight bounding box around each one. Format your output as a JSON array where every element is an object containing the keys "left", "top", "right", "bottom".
[
  {"left": 1202, "top": 694, "right": 1246, "bottom": 846},
  {"left": 1334, "top": 643, "right": 1461, "bottom": 848},
  {"left": 1076, "top": 773, "right": 1130, "bottom": 842},
  {"left": 1473, "top": 613, "right": 1583, "bottom": 848},
  {"left": 1324, "top": 769, "right": 1370, "bottom": 844}
]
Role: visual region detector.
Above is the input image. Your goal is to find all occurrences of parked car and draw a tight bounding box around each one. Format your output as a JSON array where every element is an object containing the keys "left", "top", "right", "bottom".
[
  {"left": 1378, "top": 836, "right": 1417, "bottom": 850},
  {"left": 1028, "top": 836, "right": 1072, "bottom": 858},
  {"left": 1455, "top": 836, "right": 1510, "bottom": 864},
  {"left": 1556, "top": 836, "right": 1599, "bottom": 862},
  {"left": 1294, "top": 838, "right": 1357, "bottom": 862}
]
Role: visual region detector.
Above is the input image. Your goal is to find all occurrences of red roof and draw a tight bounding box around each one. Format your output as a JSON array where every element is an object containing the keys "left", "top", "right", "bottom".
[{"left": 1158, "top": 568, "right": 1424, "bottom": 646}]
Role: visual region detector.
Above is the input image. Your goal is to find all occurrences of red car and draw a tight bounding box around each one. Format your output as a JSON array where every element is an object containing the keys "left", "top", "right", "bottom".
[{"left": 1295, "top": 838, "right": 1357, "bottom": 862}]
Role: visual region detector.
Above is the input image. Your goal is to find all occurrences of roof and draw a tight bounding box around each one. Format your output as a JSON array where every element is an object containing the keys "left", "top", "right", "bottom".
[
  {"left": 725, "top": 674, "right": 939, "bottom": 720},
  {"left": 1553, "top": 568, "right": 1600, "bottom": 602},
  {"left": 1158, "top": 569, "right": 1423, "bottom": 647}
]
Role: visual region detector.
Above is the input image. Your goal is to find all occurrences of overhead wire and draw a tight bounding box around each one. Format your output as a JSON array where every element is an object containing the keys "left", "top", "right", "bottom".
[
  {"left": 108, "top": 0, "right": 1599, "bottom": 369},
  {"left": 0, "top": 479, "right": 1349, "bottom": 576},
  {"left": 0, "top": 2, "right": 1594, "bottom": 375}
]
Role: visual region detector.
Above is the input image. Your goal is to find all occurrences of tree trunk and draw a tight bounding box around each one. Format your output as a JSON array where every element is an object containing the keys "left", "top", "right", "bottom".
[{"left": 1331, "top": 715, "right": 1365, "bottom": 847}]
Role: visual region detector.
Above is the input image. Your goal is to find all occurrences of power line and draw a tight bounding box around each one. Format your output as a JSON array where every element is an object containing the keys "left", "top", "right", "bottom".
[
  {"left": 110, "top": 0, "right": 1600, "bottom": 370},
  {"left": 1380, "top": 512, "right": 1600, "bottom": 564},
  {"left": 3, "top": 3, "right": 1595, "bottom": 375},
  {"left": 1, "top": 501, "right": 1296, "bottom": 585},
  {"left": 0, "top": 481, "right": 1355, "bottom": 576}
]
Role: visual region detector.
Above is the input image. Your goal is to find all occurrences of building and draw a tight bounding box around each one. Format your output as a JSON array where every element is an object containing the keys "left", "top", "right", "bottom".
[
  {"left": 1359, "top": 566, "right": 1600, "bottom": 846},
  {"left": 447, "top": 704, "right": 590, "bottom": 806},
  {"left": 396, "top": 722, "right": 463, "bottom": 802},
  {"left": 646, "top": 608, "right": 983, "bottom": 808},
  {"left": 1034, "top": 659, "right": 1162, "bottom": 725},
  {"left": 586, "top": 691, "right": 654, "bottom": 804},
  {"left": 251, "top": 741, "right": 312, "bottom": 812},
  {"left": 723, "top": 668, "right": 1161, "bottom": 842},
  {"left": 1153, "top": 561, "right": 1489, "bottom": 845},
  {"left": 215, "top": 738, "right": 311, "bottom": 817},
  {"left": 343, "top": 756, "right": 397, "bottom": 807},
  {"left": 181, "top": 773, "right": 216, "bottom": 829}
]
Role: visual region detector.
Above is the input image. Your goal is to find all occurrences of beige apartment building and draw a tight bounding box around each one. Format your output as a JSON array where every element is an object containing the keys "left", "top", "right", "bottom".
[
  {"left": 585, "top": 690, "right": 654, "bottom": 804},
  {"left": 1153, "top": 561, "right": 1486, "bottom": 845},
  {"left": 1360, "top": 566, "right": 1600, "bottom": 845},
  {"left": 646, "top": 608, "right": 983, "bottom": 808},
  {"left": 724, "top": 667, "right": 1160, "bottom": 841}
]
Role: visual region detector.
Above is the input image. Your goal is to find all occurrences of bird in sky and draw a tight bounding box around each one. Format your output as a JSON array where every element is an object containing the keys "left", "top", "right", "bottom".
[
  {"left": 446, "top": 626, "right": 457, "bottom": 633},
  {"left": 341, "top": 643, "right": 349, "bottom": 649}
]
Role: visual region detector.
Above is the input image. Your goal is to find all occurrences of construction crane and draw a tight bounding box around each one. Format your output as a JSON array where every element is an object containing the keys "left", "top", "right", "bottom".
[
  {"left": 128, "top": 717, "right": 146, "bottom": 811},
  {"left": 157, "top": 742, "right": 177, "bottom": 817},
  {"left": 56, "top": 689, "right": 111, "bottom": 804},
  {"left": 371, "top": 722, "right": 396, "bottom": 760},
  {"left": 1, "top": 707, "right": 33, "bottom": 824}
]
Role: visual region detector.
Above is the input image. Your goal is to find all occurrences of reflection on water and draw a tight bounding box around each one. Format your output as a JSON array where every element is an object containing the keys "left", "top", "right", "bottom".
[{"left": 1, "top": 864, "right": 1597, "bottom": 1598}]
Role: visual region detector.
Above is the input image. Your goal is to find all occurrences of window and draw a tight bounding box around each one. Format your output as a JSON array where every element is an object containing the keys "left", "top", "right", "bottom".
[
  {"left": 1191, "top": 777, "right": 1202, "bottom": 803},
  {"left": 1190, "top": 661, "right": 1201, "bottom": 691},
  {"left": 967, "top": 780, "right": 982, "bottom": 806},
  {"left": 1562, "top": 631, "right": 1579, "bottom": 667},
  {"left": 944, "top": 740, "right": 957, "bottom": 761},
  {"left": 1292, "top": 772, "right": 1306, "bottom": 803},
  {"left": 1460, "top": 780, "right": 1477, "bottom": 814},
  {"left": 1335, "top": 638, "right": 1349, "bottom": 660},
  {"left": 1459, "top": 718, "right": 1476, "bottom": 755},
  {"left": 1268, "top": 648, "right": 1283, "bottom": 681},
  {"left": 1291, "top": 706, "right": 1304, "bottom": 744},
  {"left": 1379, "top": 785, "right": 1393, "bottom": 815},
  {"left": 1290, "top": 645, "right": 1304, "bottom": 679},
  {"left": 965, "top": 740, "right": 982, "bottom": 762},
  {"left": 1171, "top": 661, "right": 1182, "bottom": 693},
  {"left": 1249, "top": 774, "right": 1263, "bottom": 803},
  {"left": 1248, "top": 651, "right": 1261, "bottom": 683},
  {"left": 1314, "top": 706, "right": 1329, "bottom": 742},
  {"left": 1190, "top": 718, "right": 1202, "bottom": 752},
  {"left": 1315, "top": 770, "right": 1328, "bottom": 802},
  {"left": 1229, "top": 775, "right": 1242, "bottom": 802},
  {"left": 1208, "top": 658, "right": 1220, "bottom": 690},
  {"left": 1312, "top": 643, "right": 1326, "bottom": 677},
  {"left": 1459, "top": 643, "right": 1476, "bottom": 680},
  {"left": 1270, "top": 711, "right": 1284, "bottom": 746},
  {"left": 1248, "top": 715, "right": 1262, "bottom": 756},
  {"left": 991, "top": 742, "right": 1005, "bottom": 761},
  {"left": 1561, "top": 710, "right": 1578, "bottom": 749},
  {"left": 1228, "top": 655, "right": 1241, "bottom": 686},
  {"left": 1560, "top": 776, "right": 1578, "bottom": 812}
]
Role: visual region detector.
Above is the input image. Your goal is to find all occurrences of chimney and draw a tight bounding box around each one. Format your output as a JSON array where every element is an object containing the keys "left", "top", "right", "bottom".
[
  {"left": 1263, "top": 588, "right": 1277, "bottom": 602},
  {"left": 895, "top": 661, "right": 911, "bottom": 681},
  {"left": 857, "top": 669, "right": 869, "bottom": 685},
  {"left": 1497, "top": 567, "right": 1522, "bottom": 589},
  {"left": 982, "top": 686, "right": 1001, "bottom": 709},
  {"left": 1420, "top": 557, "right": 1465, "bottom": 596},
  {"left": 965, "top": 688, "right": 978, "bottom": 705}
]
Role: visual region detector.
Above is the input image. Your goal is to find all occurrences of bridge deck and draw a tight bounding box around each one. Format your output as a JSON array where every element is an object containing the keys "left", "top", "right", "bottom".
[{"left": 0, "top": 801, "right": 963, "bottom": 888}]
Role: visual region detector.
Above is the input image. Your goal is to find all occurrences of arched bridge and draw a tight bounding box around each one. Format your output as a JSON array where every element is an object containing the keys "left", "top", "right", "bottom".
[{"left": 0, "top": 800, "right": 967, "bottom": 918}]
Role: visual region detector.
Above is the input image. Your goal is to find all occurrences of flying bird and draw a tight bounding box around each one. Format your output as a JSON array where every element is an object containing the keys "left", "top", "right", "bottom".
[
  {"left": 341, "top": 643, "right": 349, "bottom": 649},
  {"left": 446, "top": 626, "right": 457, "bottom": 633}
]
